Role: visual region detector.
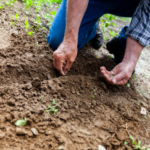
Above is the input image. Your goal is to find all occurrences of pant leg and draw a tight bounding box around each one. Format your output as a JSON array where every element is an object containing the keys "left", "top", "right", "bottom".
[
  {"left": 108, "top": 0, "right": 141, "bottom": 49},
  {"left": 47, "top": 0, "right": 108, "bottom": 50}
]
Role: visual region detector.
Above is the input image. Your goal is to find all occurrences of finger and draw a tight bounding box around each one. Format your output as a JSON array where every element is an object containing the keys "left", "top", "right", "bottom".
[
  {"left": 112, "top": 72, "right": 128, "bottom": 85},
  {"left": 115, "top": 78, "right": 128, "bottom": 85},
  {"left": 53, "top": 56, "right": 65, "bottom": 75},
  {"left": 100, "top": 67, "right": 110, "bottom": 76},
  {"left": 63, "top": 60, "right": 72, "bottom": 74}
]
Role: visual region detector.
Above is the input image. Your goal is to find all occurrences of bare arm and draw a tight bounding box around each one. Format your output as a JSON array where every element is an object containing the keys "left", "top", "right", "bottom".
[
  {"left": 101, "top": 37, "right": 143, "bottom": 85},
  {"left": 65, "top": 0, "right": 89, "bottom": 43},
  {"left": 53, "top": 0, "right": 89, "bottom": 75}
]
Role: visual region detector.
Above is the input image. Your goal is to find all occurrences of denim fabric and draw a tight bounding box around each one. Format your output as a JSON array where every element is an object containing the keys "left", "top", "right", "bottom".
[{"left": 47, "top": 0, "right": 140, "bottom": 50}]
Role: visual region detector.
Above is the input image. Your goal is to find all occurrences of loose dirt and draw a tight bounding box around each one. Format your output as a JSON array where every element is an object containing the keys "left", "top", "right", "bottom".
[{"left": 0, "top": 1, "right": 150, "bottom": 150}]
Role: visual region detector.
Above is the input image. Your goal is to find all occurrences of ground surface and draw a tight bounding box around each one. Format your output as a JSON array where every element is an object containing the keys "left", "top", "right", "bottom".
[{"left": 0, "top": 1, "right": 150, "bottom": 150}]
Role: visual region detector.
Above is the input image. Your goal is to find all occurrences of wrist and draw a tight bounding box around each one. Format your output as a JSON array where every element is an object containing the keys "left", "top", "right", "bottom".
[{"left": 64, "top": 28, "right": 78, "bottom": 44}]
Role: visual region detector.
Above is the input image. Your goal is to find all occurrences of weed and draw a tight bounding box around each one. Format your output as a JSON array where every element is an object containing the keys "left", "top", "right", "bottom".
[
  {"left": 25, "top": 20, "right": 34, "bottom": 36},
  {"left": 15, "top": 13, "right": 19, "bottom": 21},
  {"left": 11, "top": 22, "right": 15, "bottom": 26},
  {"left": 129, "top": 135, "right": 150, "bottom": 150},
  {"left": 46, "top": 99, "right": 58, "bottom": 115},
  {"left": 124, "top": 141, "right": 128, "bottom": 145},
  {"left": 28, "top": 31, "right": 34, "bottom": 36},
  {"left": 109, "top": 30, "right": 117, "bottom": 37},
  {"left": 130, "top": 135, "right": 136, "bottom": 145},
  {"left": 126, "top": 83, "right": 130, "bottom": 88},
  {"left": 0, "top": 3, "right": 4, "bottom": 9},
  {"left": 134, "top": 74, "right": 136, "bottom": 80},
  {"left": 15, "top": 118, "right": 27, "bottom": 126},
  {"left": 109, "top": 54, "right": 114, "bottom": 59},
  {"left": 40, "top": 97, "right": 43, "bottom": 101},
  {"left": 91, "top": 89, "right": 96, "bottom": 98}
]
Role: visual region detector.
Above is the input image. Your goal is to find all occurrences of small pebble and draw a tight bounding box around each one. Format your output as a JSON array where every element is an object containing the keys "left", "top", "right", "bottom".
[
  {"left": 0, "top": 131, "right": 5, "bottom": 139},
  {"left": 31, "top": 128, "right": 39, "bottom": 136},
  {"left": 98, "top": 145, "right": 106, "bottom": 150},
  {"left": 16, "top": 128, "right": 27, "bottom": 135}
]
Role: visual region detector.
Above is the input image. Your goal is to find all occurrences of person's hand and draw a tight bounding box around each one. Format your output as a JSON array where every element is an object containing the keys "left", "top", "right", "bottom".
[
  {"left": 100, "top": 61, "right": 135, "bottom": 85},
  {"left": 53, "top": 40, "right": 77, "bottom": 75}
]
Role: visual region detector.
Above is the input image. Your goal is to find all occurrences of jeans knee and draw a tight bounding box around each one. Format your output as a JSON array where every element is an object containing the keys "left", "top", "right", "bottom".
[{"left": 47, "top": 31, "right": 63, "bottom": 51}]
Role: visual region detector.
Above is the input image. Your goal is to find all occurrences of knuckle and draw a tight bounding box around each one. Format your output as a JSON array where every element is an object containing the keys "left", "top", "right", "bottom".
[
  {"left": 69, "top": 59, "right": 74, "bottom": 63},
  {"left": 53, "top": 52, "right": 57, "bottom": 57}
]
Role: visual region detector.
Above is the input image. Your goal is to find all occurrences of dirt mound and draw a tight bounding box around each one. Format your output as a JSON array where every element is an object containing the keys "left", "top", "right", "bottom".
[{"left": 0, "top": 2, "right": 150, "bottom": 150}]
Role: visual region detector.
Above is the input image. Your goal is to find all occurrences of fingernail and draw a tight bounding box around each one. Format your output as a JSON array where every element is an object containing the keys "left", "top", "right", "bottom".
[{"left": 113, "top": 78, "right": 116, "bottom": 84}]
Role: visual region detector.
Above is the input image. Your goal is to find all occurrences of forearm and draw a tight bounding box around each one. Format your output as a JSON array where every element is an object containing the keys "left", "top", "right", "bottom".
[
  {"left": 64, "top": 0, "right": 89, "bottom": 43},
  {"left": 123, "top": 36, "right": 143, "bottom": 66}
]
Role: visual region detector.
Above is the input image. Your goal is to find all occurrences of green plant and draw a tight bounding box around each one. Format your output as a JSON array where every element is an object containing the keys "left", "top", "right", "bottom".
[
  {"left": 124, "top": 141, "right": 128, "bottom": 145},
  {"left": 15, "top": 118, "right": 27, "bottom": 126},
  {"left": 109, "top": 30, "right": 118, "bottom": 37},
  {"left": 25, "top": 20, "right": 34, "bottom": 36},
  {"left": 129, "top": 135, "right": 150, "bottom": 150},
  {"left": 25, "top": 20, "right": 30, "bottom": 30},
  {"left": 126, "top": 83, "right": 130, "bottom": 88},
  {"left": 130, "top": 135, "right": 136, "bottom": 145},
  {"left": 109, "top": 54, "right": 114, "bottom": 59},
  {"left": 91, "top": 89, "right": 96, "bottom": 98},
  {"left": 11, "top": 22, "right": 15, "bottom": 26},
  {"left": 40, "top": 97, "right": 43, "bottom": 101},
  {"left": 0, "top": 3, "right": 4, "bottom": 9},
  {"left": 15, "top": 13, "right": 19, "bottom": 21},
  {"left": 5, "top": 0, "right": 16, "bottom": 6},
  {"left": 46, "top": 99, "right": 58, "bottom": 115}
]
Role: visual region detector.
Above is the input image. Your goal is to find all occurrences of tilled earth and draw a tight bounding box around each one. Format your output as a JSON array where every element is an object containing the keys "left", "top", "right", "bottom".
[{"left": 0, "top": 1, "right": 150, "bottom": 150}]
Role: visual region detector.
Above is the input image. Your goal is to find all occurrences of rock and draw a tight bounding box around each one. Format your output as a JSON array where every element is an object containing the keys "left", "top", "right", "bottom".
[
  {"left": 7, "top": 99, "right": 15, "bottom": 106},
  {"left": 27, "top": 131, "right": 33, "bottom": 137},
  {"left": 0, "top": 115, "right": 5, "bottom": 123},
  {"left": 16, "top": 128, "right": 27, "bottom": 135},
  {"left": 110, "top": 139, "right": 121, "bottom": 146},
  {"left": 37, "top": 122, "right": 48, "bottom": 126},
  {"left": 31, "top": 77, "right": 41, "bottom": 88},
  {"left": 5, "top": 114, "right": 12, "bottom": 121},
  {"left": 71, "top": 87, "right": 75, "bottom": 94},
  {"left": 31, "top": 128, "right": 39, "bottom": 135},
  {"left": 58, "top": 146, "right": 66, "bottom": 150},
  {"left": 25, "top": 83, "right": 32, "bottom": 90},
  {"left": 31, "top": 107, "right": 44, "bottom": 114},
  {"left": 59, "top": 88, "right": 67, "bottom": 97},
  {"left": 125, "top": 145, "right": 133, "bottom": 150},
  {"left": 59, "top": 113, "right": 70, "bottom": 121},
  {"left": 45, "top": 131, "right": 52, "bottom": 135},
  {"left": 0, "top": 131, "right": 5, "bottom": 139},
  {"left": 98, "top": 145, "right": 106, "bottom": 150},
  {"left": 141, "top": 107, "right": 147, "bottom": 115},
  {"left": 116, "top": 130, "right": 126, "bottom": 141},
  {"left": 47, "top": 74, "right": 51, "bottom": 80}
]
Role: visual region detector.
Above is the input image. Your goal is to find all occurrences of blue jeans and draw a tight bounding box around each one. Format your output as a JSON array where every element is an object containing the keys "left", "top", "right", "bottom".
[{"left": 47, "top": 0, "right": 140, "bottom": 50}]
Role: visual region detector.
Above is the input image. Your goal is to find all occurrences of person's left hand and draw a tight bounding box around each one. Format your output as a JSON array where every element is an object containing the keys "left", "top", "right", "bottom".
[{"left": 100, "top": 61, "right": 135, "bottom": 85}]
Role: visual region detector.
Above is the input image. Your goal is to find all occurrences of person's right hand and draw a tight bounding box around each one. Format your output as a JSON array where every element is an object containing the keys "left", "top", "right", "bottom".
[{"left": 53, "top": 40, "right": 77, "bottom": 75}]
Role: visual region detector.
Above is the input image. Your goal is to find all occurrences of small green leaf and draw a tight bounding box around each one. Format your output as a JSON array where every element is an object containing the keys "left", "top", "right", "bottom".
[
  {"left": 124, "top": 141, "right": 128, "bottom": 145},
  {"left": 52, "top": 99, "right": 56, "bottom": 105},
  {"left": 40, "top": 97, "right": 43, "bottom": 101},
  {"left": 15, "top": 118, "right": 27, "bottom": 126},
  {"left": 126, "top": 83, "right": 130, "bottom": 88},
  {"left": 50, "top": 11, "right": 57, "bottom": 16},
  {"left": 28, "top": 31, "right": 34, "bottom": 36}
]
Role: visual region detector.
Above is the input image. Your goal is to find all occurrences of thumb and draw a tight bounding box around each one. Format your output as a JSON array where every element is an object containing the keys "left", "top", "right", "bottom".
[
  {"left": 112, "top": 72, "right": 127, "bottom": 85},
  {"left": 63, "top": 60, "right": 73, "bottom": 75}
]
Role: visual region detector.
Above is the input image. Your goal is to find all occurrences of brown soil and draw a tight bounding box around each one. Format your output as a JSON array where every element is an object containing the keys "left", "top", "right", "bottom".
[{"left": 0, "top": 1, "right": 150, "bottom": 150}]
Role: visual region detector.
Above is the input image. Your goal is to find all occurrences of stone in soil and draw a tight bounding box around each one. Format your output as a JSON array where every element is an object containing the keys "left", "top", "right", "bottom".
[
  {"left": 16, "top": 128, "right": 27, "bottom": 135},
  {"left": 0, "top": 131, "right": 5, "bottom": 139},
  {"left": 31, "top": 128, "right": 39, "bottom": 135}
]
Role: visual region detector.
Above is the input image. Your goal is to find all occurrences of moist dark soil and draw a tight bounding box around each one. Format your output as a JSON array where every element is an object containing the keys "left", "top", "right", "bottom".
[{"left": 0, "top": 1, "right": 150, "bottom": 150}]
